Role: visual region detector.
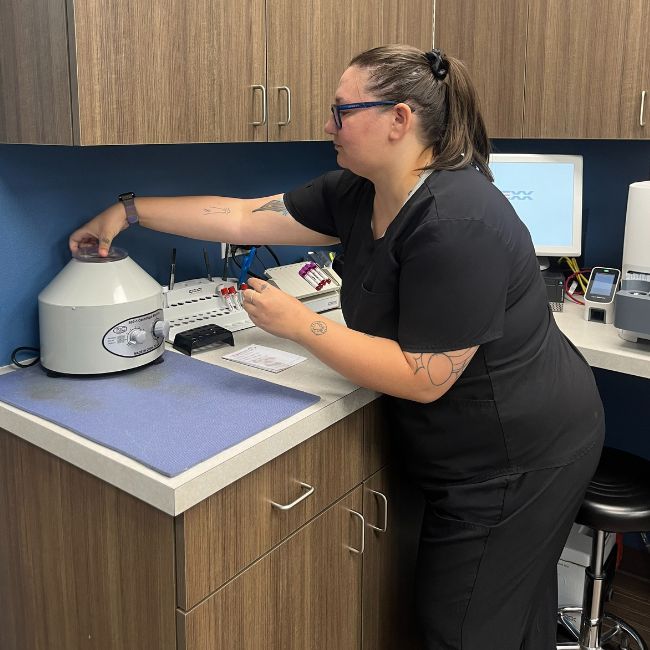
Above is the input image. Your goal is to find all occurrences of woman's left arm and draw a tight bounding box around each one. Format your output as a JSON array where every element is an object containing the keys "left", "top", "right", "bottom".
[{"left": 243, "top": 278, "right": 477, "bottom": 403}]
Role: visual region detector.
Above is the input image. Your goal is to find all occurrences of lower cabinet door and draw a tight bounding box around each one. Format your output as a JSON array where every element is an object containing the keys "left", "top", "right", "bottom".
[
  {"left": 362, "top": 466, "right": 425, "bottom": 650},
  {"left": 178, "top": 487, "right": 363, "bottom": 650}
]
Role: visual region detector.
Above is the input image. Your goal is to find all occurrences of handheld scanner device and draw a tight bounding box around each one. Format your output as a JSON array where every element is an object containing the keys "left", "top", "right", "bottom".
[{"left": 584, "top": 267, "right": 620, "bottom": 323}]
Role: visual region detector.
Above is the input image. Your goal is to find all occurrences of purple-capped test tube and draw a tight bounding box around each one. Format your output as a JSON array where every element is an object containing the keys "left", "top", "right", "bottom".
[
  {"left": 299, "top": 266, "right": 322, "bottom": 290},
  {"left": 308, "top": 262, "right": 331, "bottom": 284}
]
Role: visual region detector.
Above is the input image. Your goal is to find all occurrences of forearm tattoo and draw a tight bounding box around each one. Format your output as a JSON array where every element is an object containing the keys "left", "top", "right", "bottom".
[
  {"left": 310, "top": 321, "right": 328, "bottom": 335},
  {"left": 253, "top": 199, "right": 289, "bottom": 215},
  {"left": 202, "top": 206, "right": 231, "bottom": 215},
  {"left": 410, "top": 347, "right": 477, "bottom": 387}
]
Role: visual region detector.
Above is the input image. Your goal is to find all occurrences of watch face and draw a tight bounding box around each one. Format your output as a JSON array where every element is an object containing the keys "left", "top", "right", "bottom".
[{"left": 119, "top": 192, "right": 136, "bottom": 202}]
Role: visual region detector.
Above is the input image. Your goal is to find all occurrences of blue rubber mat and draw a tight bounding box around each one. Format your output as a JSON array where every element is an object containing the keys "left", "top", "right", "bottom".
[{"left": 0, "top": 352, "right": 320, "bottom": 477}]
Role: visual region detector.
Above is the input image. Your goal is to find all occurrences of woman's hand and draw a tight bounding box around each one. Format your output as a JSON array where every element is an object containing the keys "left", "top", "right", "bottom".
[
  {"left": 68, "top": 203, "right": 129, "bottom": 257},
  {"left": 242, "top": 277, "right": 311, "bottom": 341}
]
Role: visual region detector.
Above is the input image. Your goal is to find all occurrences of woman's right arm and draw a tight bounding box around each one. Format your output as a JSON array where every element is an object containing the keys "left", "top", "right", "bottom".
[{"left": 69, "top": 193, "right": 339, "bottom": 256}]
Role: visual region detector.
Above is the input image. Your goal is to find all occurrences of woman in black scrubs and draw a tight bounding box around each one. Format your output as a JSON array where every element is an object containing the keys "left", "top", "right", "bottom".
[{"left": 70, "top": 45, "right": 605, "bottom": 649}]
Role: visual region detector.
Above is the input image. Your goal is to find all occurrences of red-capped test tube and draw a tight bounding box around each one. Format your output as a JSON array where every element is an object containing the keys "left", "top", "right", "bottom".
[
  {"left": 228, "top": 285, "right": 241, "bottom": 310},
  {"left": 239, "top": 283, "right": 248, "bottom": 307},
  {"left": 220, "top": 287, "right": 234, "bottom": 311}
]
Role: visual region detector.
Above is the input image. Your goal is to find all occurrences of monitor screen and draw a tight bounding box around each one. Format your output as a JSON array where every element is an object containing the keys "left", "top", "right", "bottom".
[{"left": 488, "top": 154, "right": 583, "bottom": 259}]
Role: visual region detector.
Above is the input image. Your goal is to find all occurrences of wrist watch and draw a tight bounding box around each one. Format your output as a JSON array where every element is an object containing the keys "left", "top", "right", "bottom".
[{"left": 118, "top": 192, "right": 139, "bottom": 225}]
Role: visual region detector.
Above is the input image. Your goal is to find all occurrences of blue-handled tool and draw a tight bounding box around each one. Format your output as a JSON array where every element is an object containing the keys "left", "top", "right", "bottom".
[{"left": 238, "top": 246, "right": 257, "bottom": 288}]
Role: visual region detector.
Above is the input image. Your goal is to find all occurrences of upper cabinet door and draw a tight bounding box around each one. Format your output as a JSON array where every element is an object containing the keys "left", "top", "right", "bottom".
[
  {"left": 0, "top": 0, "right": 73, "bottom": 144},
  {"left": 266, "top": 0, "right": 434, "bottom": 142},
  {"left": 433, "top": 0, "right": 528, "bottom": 139},
  {"left": 525, "top": 0, "right": 650, "bottom": 139},
  {"left": 70, "top": 0, "right": 266, "bottom": 144}
]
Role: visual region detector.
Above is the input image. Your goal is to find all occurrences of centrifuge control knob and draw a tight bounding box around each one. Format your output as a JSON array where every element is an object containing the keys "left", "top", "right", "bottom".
[
  {"left": 153, "top": 320, "right": 170, "bottom": 339},
  {"left": 128, "top": 328, "right": 147, "bottom": 345}
]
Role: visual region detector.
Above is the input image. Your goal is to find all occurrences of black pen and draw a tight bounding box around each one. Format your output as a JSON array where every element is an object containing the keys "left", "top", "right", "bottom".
[
  {"left": 203, "top": 248, "right": 212, "bottom": 282},
  {"left": 169, "top": 248, "right": 176, "bottom": 290}
]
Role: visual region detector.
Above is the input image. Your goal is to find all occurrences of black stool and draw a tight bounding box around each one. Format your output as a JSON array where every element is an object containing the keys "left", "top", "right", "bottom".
[{"left": 557, "top": 447, "right": 650, "bottom": 650}]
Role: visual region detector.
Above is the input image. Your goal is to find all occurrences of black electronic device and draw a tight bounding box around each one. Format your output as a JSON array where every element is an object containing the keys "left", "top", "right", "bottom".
[
  {"left": 584, "top": 267, "right": 620, "bottom": 324},
  {"left": 173, "top": 323, "right": 235, "bottom": 355},
  {"left": 585, "top": 267, "right": 620, "bottom": 303},
  {"left": 542, "top": 270, "right": 565, "bottom": 311}
]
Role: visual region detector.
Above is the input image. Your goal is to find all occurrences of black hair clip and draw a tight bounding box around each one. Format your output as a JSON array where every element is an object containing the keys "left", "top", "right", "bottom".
[{"left": 425, "top": 49, "right": 449, "bottom": 80}]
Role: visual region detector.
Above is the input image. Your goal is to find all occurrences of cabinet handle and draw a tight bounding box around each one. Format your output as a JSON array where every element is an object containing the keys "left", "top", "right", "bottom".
[
  {"left": 277, "top": 86, "right": 292, "bottom": 126},
  {"left": 270, "top": 481, "right": 314, "bottom": 510},
  {"left": 641, "top": 90, "right": 647, "bottom": 127},
  {"left": 366, "top": 489, "right": 388, "bottom": 533},
  {"left": 347, "top": 510, "right": 365, "bottom": 554},
  {"left": 251, "top": 84, "right": 267, "bottom": 126}
]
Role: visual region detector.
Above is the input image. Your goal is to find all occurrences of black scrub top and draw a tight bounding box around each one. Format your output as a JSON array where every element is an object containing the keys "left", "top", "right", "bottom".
[{"left": 284, "top": 167, "right": 604, "bottom": 487}]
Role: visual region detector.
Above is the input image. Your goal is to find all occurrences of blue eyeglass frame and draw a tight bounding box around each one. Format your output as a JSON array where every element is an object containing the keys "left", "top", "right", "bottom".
[{"left": 330, "top": 101, "right": 398, "bottom": 129}]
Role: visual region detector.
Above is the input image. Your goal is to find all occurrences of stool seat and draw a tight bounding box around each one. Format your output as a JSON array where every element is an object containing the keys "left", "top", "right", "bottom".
[{"left": 576, "top": 447, "right": 650, "bottom": 533}]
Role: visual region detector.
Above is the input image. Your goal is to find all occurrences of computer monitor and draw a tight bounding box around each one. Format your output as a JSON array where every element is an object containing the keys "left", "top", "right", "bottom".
[{"left": 488, "top": 153, "right": 583, "bottom": 269}]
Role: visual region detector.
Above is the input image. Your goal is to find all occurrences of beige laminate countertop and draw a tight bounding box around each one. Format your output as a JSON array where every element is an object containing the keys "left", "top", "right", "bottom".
[
  {"left": 553, "top": 301, "right": 650, "bottom": 379},
  {"left": 1, "top": 302, "right": 647, "bottom": 518},
  {"left": 0, "top": 310, "right": 377, "bottom": 517}
]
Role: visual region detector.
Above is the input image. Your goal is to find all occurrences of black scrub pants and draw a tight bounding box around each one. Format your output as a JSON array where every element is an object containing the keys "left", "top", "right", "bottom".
[{"left": 414, "top": 440, "right": 602, "bottom": 650}]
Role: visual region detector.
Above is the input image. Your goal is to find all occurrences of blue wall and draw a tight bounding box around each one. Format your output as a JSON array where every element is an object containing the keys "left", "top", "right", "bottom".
[
  {"left": 0, "top": 141, "right": 338, "bottom": 366},
  {"left": 1, "top": 139, "right": 649, "bottom": 465}
]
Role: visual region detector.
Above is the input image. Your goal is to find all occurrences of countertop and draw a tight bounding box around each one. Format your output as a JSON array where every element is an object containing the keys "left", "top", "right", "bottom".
[
  {"left": 553, "top": 301, "right": 650, "bottom": 379},
  {"left": 0, "top": 310, "right": 377, "bottom": 516},
  {"left": 1, "top": 301, "right": 647, "bottom": 517}
]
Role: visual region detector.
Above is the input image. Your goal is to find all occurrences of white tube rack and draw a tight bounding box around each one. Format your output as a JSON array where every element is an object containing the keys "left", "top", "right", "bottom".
[{"left": 162, "top": 278, "right": 254, "bottom": 343}]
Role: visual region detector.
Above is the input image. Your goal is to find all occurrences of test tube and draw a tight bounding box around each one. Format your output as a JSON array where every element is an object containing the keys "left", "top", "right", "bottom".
[
  {"left": 220, "top": 287, "right": 233, "bottom": 311},
  {"left": 228, "top": 286, "right": 241, "bottom": 310},
  {"left": 300, "top": 264, "right": 323, "bottom": 288},
  {"left": 309, "top": 262, "right": 331, "bottom": 284},
  {"left": 299, "top": 267, "right": 322, "bottom": 291}
]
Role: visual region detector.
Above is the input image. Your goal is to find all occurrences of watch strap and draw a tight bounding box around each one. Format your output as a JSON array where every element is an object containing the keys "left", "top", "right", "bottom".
[{"left": 118, "top": 192, "right": 139, "bottom": 225}]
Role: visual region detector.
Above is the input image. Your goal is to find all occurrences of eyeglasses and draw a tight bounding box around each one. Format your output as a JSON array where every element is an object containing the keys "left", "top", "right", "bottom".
[{"left": 330, "top": 101, "right": 397, "bottom": 129}]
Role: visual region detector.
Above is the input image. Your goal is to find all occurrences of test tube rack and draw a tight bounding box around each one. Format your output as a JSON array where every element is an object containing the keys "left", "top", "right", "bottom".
[
  {"left": 162, "top": 277, "right": 254, "bottom": 344},
  {"left": 264, "top": 263, "right": 342, "bottom": 313}
]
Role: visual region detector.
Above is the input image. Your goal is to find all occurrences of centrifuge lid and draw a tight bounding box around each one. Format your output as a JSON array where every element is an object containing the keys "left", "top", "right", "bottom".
[
  {"left": 39, "top": 246, "right": 161, "bottom": 307},
  {"left": 73, "top": 246, "right": 129, "bottom": 263}
]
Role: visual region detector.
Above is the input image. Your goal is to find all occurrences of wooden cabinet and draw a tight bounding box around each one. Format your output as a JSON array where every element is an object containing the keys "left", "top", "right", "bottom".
[
  {"left": 434, "top": 0, "right": 650, "bottom": 140},
  {"left": 0, "top": 0, "right": 266, "bottom": 145},
  {"left": 176, "top": 410, "right": 364, "bottom": 609},
  {"left": 524, "top": 0, "right": 650, "bottom": 139},
  {"left": 0, "top": 401, "right": 424, "bottom": 649},
  {"left": 178, "top": 488, "right": 364, "bottom": 650},
  {"left": 177, "top": 401, "right": 425, "bottom": 650},
  {"left": 362, "top": 466, "right": 425, "bottom": 650},
  {"left": 266, "top": 0, "right": 433, "bottom": 141},
  {"left": 4, "top": 1, "right": 648, "bottom": 143},
  {"left": 0, "top": 0, "right": 433, "bottom": 145},
  {"left": 0, "top": 0, "right": 73, "bottom": 145},
  {"left": 433, "top": 0, "right": 528, "bottom": 139},
  {"left": 0, "top": 427, "right": 177, "bottom": 650}
]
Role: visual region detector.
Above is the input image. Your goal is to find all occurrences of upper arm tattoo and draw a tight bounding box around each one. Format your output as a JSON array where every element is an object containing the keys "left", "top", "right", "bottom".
[
  {"left": 253, "top": 199, "right": 289, "bottom": 216},
  {"left": 408, "top": 347, "right": 478, "bottom": 388}
]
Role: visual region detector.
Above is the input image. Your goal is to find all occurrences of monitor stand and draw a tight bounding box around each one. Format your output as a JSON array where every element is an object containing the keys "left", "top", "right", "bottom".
[{"left": 537, "top": 256, "right": 551, "bottom": 271}]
